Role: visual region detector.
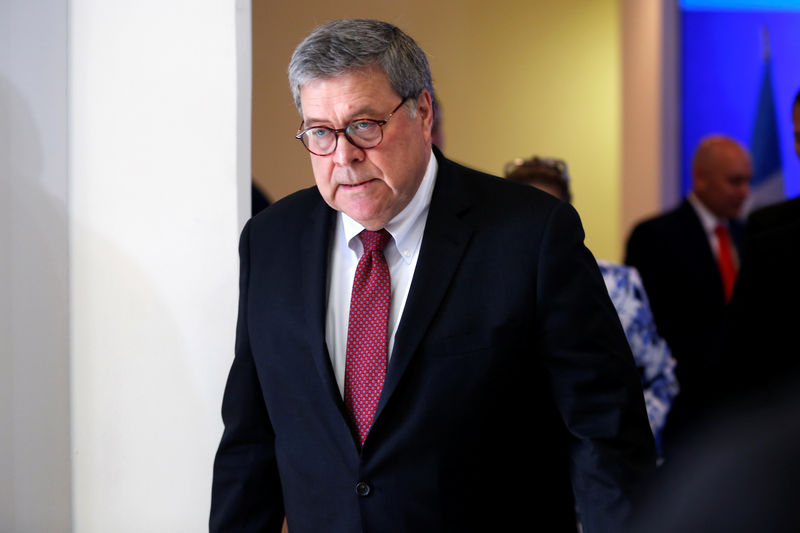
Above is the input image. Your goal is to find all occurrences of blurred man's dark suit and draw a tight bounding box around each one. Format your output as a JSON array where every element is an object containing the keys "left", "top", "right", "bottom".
[
  {"left": 211, "top": 149, "right": 656, "bottom": 533},
  {"left": 717, "top": 196, "right": 800, "bottom": 402},
  {"left": 630, "top": 196, "right": 800, "bottom": 533},
  {"left": 625, "top": 200, "right": 744, "bottom": 455}
]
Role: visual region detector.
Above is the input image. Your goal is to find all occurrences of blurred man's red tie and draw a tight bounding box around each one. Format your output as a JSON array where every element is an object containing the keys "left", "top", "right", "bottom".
[{"left": 715, "top": 224, "right": 737, "bottom": 303}]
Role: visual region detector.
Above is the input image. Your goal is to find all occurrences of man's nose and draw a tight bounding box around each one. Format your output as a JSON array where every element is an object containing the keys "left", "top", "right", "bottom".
[{"left": 332, "top": 133, "right": 365, "bottom": 165}]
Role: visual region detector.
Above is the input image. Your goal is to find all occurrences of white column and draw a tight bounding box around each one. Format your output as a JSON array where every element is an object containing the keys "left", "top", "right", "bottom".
[
  {"left": 1, "top": 1, "right": 71, "bottom": 531},
  {"left": 621, "top": 0, "right": 681, "bottom": 248},
  {"left": 69, "top": 1, "right": 249, "bottom": 531}
]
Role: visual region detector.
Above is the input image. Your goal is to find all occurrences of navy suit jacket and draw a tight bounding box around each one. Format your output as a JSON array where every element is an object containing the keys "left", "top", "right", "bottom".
[
  {"left": 625, "top": 200, "right": 744, "bottom": 452},
  {"left": 211, "top": 149, "right": 655, "bottom": 533}
]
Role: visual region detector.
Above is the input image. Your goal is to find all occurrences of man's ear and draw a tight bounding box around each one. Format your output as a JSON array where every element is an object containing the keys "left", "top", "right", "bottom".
[{"left": 416, "top": 89, "right": 434, "bottom": 140}]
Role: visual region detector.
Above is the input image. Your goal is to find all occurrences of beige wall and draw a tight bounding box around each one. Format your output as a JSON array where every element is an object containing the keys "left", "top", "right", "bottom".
[{"left": 253, "top": 0, "right": 672, "bottom": 261}]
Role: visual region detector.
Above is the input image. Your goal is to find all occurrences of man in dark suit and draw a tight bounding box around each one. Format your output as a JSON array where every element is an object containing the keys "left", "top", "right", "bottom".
[
  {"left": 625, "top": 135, "right": 752, "bottom": 459},
  {"left": 715, "top": 88, "right": 800, "bottom": 403},
  {"left": 716, "top": 197, "right": 800, "bottom": 401},
  {"left": 210, "top": 18, "right": 655, "bottom": 533},
  {"left": 629, "top": 93, "right": 800, "bottom": 532}
]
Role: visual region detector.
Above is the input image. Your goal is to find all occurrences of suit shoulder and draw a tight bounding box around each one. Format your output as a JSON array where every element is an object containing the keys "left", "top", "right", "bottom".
[
  {"left": 628, "top": 201, "right": 693, "bottom": 239},
  {"left": 747, "top": 196, "right": 800, "bottom": 234},
  {"left": 625, "top": 203, "right": 697, "bottom": 266},
  {"left": 249, "top": 186, "right": 326, "bottom": 228},
  {"left": 440, "top": 155, "right": 562, "bottom": 212}
]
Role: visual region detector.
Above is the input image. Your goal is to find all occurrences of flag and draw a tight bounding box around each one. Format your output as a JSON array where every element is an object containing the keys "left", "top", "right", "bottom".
[{"left": 745, "top": 32, "right": 784, "bottom": 215}]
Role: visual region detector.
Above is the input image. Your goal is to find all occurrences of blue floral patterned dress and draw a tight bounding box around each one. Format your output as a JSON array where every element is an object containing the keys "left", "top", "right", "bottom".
[{"left": 597, "top": 260, "right": 679, "bottom": 458}]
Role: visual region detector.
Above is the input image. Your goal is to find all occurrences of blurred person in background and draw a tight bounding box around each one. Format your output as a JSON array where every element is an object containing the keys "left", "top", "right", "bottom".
[
  {"left": 714, "top": 89, "right": 800, "bottom": 405},
  {"left": 624, "top": 135, "right": 751, "bottom": 460},
  {"left": 628, "top": 95, "right": 800, "bottom": 531},
  {"left": 252, "top": 180, "right": 271, "bottom": 216}
]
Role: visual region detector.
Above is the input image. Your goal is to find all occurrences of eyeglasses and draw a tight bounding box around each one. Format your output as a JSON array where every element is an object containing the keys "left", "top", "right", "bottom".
[{"left": 295, "top": 98, "right": 408, "bottom": 156}]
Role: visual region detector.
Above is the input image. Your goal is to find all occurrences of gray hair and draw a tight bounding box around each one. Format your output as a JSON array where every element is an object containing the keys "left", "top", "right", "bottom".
[{"left": 288, "top": 19, "right": 434, "bottom": 114}]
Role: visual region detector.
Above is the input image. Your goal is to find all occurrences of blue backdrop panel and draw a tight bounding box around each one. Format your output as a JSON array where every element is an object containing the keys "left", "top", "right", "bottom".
[{"left": 681, "top": 9, "right": 800, "bottom": 199}]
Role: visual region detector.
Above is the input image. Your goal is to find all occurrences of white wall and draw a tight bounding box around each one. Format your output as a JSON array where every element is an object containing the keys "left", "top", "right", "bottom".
[
  {"left": 1, "top": 1, "right": 72, "bottom": 531},
  {"left": 69, "top": 1, "right": 249, "bottom": 531},
  {"left": 2, "top": 1, "right": 248, "bottom": 532}
]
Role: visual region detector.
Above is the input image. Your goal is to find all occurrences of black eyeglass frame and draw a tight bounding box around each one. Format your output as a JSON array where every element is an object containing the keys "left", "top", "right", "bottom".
[{"left": 295, "top": 98, "right": 409, "bottom": 156}]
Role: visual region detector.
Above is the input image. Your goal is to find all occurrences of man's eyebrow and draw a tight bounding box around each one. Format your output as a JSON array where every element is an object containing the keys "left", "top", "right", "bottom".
[
  {"left": 348, "top": 105, "right": 382, "bottom": 118},
  {"left": 303, "top": 106, "right": 382, "bottom": 126},
  {"left": 301, "top": 113, "right": 329, "bottom": 126}
]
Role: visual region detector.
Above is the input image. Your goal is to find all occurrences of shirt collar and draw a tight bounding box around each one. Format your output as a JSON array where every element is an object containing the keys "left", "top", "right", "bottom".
[{"left": 342, "top": 149, "right": 437, "bottom": 264}]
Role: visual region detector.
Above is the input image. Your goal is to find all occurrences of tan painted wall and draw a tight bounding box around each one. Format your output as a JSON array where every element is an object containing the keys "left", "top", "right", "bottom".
[{"left": 253, "top": 0, "right": 626, "bottom": 260}]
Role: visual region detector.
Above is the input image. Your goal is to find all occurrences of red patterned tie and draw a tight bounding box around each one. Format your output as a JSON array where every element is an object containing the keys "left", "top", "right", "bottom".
[
  {"left": 344, "top": 229, "right": 392, "bottom": 446},
  {"left": 715, "top": 224, "right": 737, "bottom": 303}
]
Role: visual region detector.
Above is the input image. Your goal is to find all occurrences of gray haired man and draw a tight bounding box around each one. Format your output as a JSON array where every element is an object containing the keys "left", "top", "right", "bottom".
[{"left": 211, "top": 19, "right": 655, "bottom": 533}]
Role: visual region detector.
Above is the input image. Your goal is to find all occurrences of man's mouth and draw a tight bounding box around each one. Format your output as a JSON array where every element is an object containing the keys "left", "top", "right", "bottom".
[{"left": 341, "top": 178, "right": 377, "bottom": 189}]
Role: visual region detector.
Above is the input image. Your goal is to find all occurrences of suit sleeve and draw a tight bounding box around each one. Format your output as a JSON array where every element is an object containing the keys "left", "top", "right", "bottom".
[
  {"left": 210, "top": 220, "right": 285, "bottom": 533},
  {"left": 536, "top": 202, "right": 656, "bottom": 533}
]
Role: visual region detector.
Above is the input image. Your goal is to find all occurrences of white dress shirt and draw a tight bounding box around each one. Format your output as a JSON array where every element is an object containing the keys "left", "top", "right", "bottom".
[
  {"left": 325, "top": 151, "right": 438, "bottom": 397},
  {"left": 687, "top": 193, "right": 740, "bottom": 267}
]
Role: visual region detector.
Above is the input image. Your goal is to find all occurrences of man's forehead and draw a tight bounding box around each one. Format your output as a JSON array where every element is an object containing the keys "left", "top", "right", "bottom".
[
  {"left": 713, "top": 144, "right": 750, "bottom": 167},
  {"left": 299, "top": 72, "right": 398, "bottom": 123},
  {"left": 719, "top": 155, "right": 752, "bottom": 175},
  {"left": 301, "top": 97, "right": 384, "bottom": 119},
  {"left": 718, "top": 156, "right": 752, "bottom": 182}
]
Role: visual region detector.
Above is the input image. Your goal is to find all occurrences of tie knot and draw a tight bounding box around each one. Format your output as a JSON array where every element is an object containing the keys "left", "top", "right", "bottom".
[
  {"left": 359, "top": 229, "right": 391, "bottom": 253},
  {"left": 714, "top": 224, "right": 729, "bottom": 239}
]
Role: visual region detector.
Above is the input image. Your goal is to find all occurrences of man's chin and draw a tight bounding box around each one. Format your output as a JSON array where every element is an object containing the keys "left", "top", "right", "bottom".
[{"left": 339, "top": 202, "right": 388, "bottom": 230}]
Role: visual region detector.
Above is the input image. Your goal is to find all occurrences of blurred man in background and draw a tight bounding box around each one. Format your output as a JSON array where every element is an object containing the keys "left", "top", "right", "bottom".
[
  {"left": 629, "top": 90, "right": 800, "bottom": 533},
  {"left": 625, "top": 135, "right": 751, "bottom": 459}
]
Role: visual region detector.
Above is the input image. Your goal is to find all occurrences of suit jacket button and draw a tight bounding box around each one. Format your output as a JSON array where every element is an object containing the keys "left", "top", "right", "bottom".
[{"left": 356, "top": 481, "right": 371, "bottom": 497}]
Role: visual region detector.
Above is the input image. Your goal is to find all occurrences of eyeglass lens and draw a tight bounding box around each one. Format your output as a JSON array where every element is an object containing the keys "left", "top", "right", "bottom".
[{"left": 300, "top": 121, "right": 383, "bottom": 155}]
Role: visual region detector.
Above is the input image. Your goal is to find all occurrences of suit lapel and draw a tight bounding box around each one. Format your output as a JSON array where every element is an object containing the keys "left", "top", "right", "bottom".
[
  {"left": 680, "top": 200, "right": 717, "bottom": 269},
  {"left": 300, "top": 197, "right": 346, "bottom": 411},
  {"left": 299, "top": 154, "right": 476, "bottom": 442},
  {"left": 375, "top": 151, "right": 474, "bottom": 419},
  {"left": 679, "top": 200, "right": 726, "bottom": 299}
]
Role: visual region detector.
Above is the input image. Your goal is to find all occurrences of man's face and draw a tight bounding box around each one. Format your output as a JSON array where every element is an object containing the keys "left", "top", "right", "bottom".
[
  {"left": 299, "top": 66, "right": 433, "bottom": 230},
  {"left": 793, "top": 103, "right": 800, "bottom": 160},
  {"left": 694, "top": 144, "right": 752, "bottom": 219}
]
